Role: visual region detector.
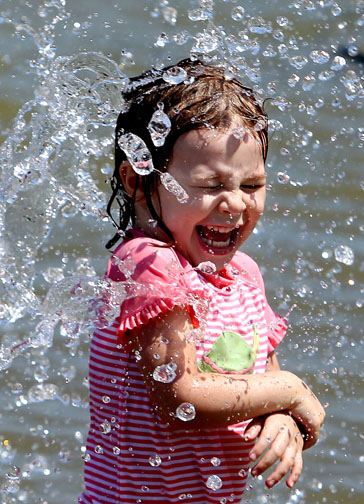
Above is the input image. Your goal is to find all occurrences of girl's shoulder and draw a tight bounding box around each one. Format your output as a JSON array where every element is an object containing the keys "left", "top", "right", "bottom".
[{"left": 107, "top": 232, "right": 190, "bottom": 285}]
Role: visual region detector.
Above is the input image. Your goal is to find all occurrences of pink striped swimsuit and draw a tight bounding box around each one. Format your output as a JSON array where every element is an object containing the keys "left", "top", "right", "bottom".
[{"left": 79, "top": 230, "right": 286, "bottom": 504}]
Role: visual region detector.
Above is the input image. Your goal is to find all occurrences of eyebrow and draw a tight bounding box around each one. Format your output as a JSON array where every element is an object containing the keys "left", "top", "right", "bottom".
[{"left": 242, "top": 175, "right": 267, "bottom": 183}]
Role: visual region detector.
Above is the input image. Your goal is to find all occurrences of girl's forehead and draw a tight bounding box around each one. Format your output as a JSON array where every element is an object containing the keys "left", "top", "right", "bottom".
[
  {"left": 173, "top": 126, "right": 261, "bottom": 157},
  {"left": 169, "top": 126, "right": 265, "bottom": 179}
]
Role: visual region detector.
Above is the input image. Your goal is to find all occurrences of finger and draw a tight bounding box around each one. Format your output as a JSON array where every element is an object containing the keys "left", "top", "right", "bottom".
[
  {"left": 250, "top": 427, "right": 289, "bottom": 476},
  {"left": 244, "top": 416, "right": 265, "bottom": 443},
  {"left": 250, "top": 420, "right": 291, "bottom": 463},
  {"left": 286, "top": 442, "right": 304, "bottom": 488},
  {"left": 265, "top": 433, "right": 303, "bottom": 489}
]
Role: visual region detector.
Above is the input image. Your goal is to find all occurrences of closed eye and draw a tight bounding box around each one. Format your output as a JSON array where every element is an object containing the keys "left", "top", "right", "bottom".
[
  {"left": 199, "top": 184, "right": 224, "bottom": 190},
  {"left": 241, "top": 184, "right": 264, "bottom": 191}
]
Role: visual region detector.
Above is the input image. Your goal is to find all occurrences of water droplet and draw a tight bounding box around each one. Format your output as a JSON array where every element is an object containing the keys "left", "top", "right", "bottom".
[
  {"left": 321, "top": 249, "right": 332, "bottom": 259},
  {"left": 160, "top": 172, "right": 189, "bottom": 203},
  {"left": 331, "top": 3, "right": 342, "bottom": 16},
  {"left": 172, "top": 30, "right": 190, "bottom": 46},
  {"left": 231, "top": 6, "right": 245, "bottom": 21},
  {"left": 311, "top": 478, "right": 323, "bottom": 491},
  {"left": 196, "top": 261, "right": 217, "bottom": 274},
  {"left": 331, "top": 56, "right": 346, "bottom": 71},
  {"left": 94, "top": 444, "right": 103, "bottom": 454},
  {"left": 277, "top": 16, "right": 289, "bottom": 27},
  {"left": 268, "top": 119, "right": 283, "bottom": 133},
  {"left": 162, "top": 66, "right": 187, "bottom": 85},
  {"left": 309, "top": 50, "right": 330, "bottom": 64},
  {"left": 10, "top": 383, "right": 23, "bottom": 395},
  {"left": 147, "top": 104, "right": 171, "bottom": 147},
  {"left": 206, "top": 474, "right": 223, "bottom": 491},
  {"left": 161, "top": 6, "right": 177, "bottom": 25},
  {"left": 192, "top": 30, "right": 220, "bottom": 54},
  {"left": 176, "top": 402, "right": 196, "bottom": 421},
  {"left": 141, "top": 485, "right": 149, "bottom": 492},
  {"left": 188, "top": 8, "right": 212, "bottom": 22},
  {"left": 347, "top": 45, "right": 359, "bottom": 57},
  {"left": 254, "top": 119, "right": 266, "bottom": 132},
  {"left": 148, "top": 454, "right": 162, "bottom": 466},
  {"left": 102, "top": 395, "right": 111, "bottom": 403},
  {"left": 211, "top": 457, "right": 221, "bottom": 466},
  {"left": 288, "top": 73, "right": 300, "bottom": 87},
  {"left": 289, "top": 55, "right": 308, "bottom": 70},
  {"left": 302, "top": 74, "right": 316, "bottom": 91},
  {"left": 100, "top": 421, "right": 111, "bottom": 434},
  {"left": 153, "top": 362, "right": 177, "bottom": 383},
  {"left": 277, "top": 172, "right": 290, "bottom": 184},
  {"left": 7, "top": 465, "right": 21, "bottom": 481},
  {"left": 248, "top": 17, "right": 272, "bottom": 34},
  {"left": 113, "top": 446, "right": 121, "bottom": 455},
  {"left": 238, "top": 468, "right": 247, "bottom": 477},
  {"left": 43, "top": 267, "right": 64, "bottom": 283},
  {"left": 296, "top": 285, "right": 309, "bottom": 298},
  {"left": 334, "top": 245, "right": 354, "bottom": 265},
  {"left": 28, "top": 383, "right": 59, "bottom": 403},
  {"left": 118, "top": 133, "right": 154, "bottom": 175},
  {"left": 232, "top": 126, "right": 247, "bottom": 139},
  {"left": 154, "top": 32, "right": 169, "bottom": 48}
]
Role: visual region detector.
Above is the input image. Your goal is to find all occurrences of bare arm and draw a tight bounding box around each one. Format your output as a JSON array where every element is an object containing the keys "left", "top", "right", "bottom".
[{"left": 132, "top": 306, "right": 325, "bottom": 443}]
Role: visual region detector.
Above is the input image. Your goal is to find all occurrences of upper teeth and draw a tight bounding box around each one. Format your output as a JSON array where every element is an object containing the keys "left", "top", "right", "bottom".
[{"left": 208, "top": 225, "right": 234, "bottom": 232}]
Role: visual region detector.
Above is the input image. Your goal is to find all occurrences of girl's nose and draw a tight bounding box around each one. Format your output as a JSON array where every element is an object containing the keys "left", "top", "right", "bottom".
[{"left": 218, "top": 191, "right": 246, "bottom": 216}]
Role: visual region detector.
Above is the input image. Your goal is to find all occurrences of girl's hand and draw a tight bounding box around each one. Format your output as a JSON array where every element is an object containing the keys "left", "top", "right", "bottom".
[{"left": 244, "top": 413, "right": 304, "bottom": 489}]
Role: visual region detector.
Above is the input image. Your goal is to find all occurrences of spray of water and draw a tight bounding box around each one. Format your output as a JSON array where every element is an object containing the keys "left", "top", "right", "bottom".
[{"left": 0, "top": 0, "right": 363, "bottom": 502}]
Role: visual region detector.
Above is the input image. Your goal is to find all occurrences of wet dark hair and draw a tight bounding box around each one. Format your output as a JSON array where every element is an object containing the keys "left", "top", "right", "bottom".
[{"left": 106, "top": 58, "right": 268, "bottom": 249}]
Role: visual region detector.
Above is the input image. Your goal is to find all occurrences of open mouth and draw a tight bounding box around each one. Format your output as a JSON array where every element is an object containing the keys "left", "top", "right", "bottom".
[{"left": 196, "top": 225, "right": 238, "bottom": 252}]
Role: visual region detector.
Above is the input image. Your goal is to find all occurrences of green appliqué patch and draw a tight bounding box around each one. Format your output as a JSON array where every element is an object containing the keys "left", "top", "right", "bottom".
[{"left": 198, "top": 327, "right": 259, "bottom": 375}]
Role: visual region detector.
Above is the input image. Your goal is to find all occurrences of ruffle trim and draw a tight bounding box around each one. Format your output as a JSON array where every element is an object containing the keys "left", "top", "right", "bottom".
[
  {"left": 116, "top": 298, "right": 178, "bottom": 345},
  {"left": 117, "top": 299, "right": 176, "bottom": 343},
  {"left": 267, "top": 315, "right": 288, "bottom": 354}
]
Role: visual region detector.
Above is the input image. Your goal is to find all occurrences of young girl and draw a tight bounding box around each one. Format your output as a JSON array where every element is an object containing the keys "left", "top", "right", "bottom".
[{"left": 79, "top": 59, "right": 325, "bottom": 504}]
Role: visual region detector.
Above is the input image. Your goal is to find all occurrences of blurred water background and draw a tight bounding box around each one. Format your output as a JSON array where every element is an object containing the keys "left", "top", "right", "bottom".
[{"left": 0, "top": 0, "right": 363, "bottom": 502}]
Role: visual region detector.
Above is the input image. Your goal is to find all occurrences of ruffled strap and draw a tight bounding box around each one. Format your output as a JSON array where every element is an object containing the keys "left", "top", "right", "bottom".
[
  {"left": 116, "top": 287, "right": 208, "bottom": 345},
  {"left": 116, "top": 298, "right": 177, "bottom": 345}
]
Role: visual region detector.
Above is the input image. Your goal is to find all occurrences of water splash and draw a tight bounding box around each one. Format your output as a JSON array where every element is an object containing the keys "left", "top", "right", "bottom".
[
  {"left": 160, "top": 172, "right": 189, "bottom": 203},
  {"left": 118, "top": 132, "right": 154, "bottom": 175},
  {"left": 147, "top": 103, "right": 172, "bottom": 147},
  {"left": 153, "top": 362, "right": 177, "bottom": 383},
  {"left": 162, "top": 66, "right": 187, "bottom": 84},
  {"left": 0, "top": 0, "right": 363, "bottom": 502}
]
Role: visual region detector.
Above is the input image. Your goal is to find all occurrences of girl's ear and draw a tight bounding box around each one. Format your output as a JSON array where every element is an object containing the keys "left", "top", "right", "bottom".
[{"left": 118, "top": 161, "right": 145, "bottom": 201}]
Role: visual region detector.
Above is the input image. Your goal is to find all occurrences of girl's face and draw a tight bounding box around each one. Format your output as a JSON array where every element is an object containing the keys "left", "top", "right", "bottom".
[{"left": 149, "top": 126, "right": 266, "bottom": 272}]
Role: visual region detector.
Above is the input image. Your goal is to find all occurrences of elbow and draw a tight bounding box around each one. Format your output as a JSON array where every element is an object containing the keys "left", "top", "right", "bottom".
[{"left": 146, "top": 378, "right": 207, "bottom": 430}]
